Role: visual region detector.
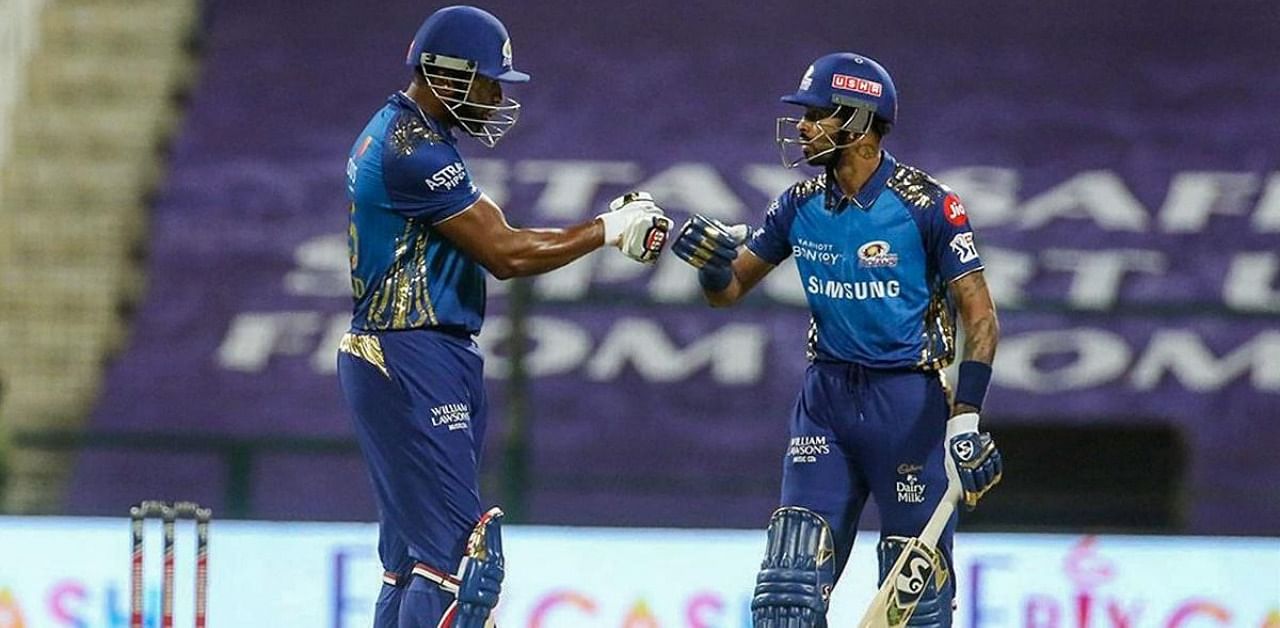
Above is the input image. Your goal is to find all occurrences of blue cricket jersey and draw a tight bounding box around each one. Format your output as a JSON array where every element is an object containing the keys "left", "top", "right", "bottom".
[
  {"left": 746, "top": 151, "right": 984, "bottom": 369},
  {"left": 344, "top": 92, "right": 485, "bottom": 334}
]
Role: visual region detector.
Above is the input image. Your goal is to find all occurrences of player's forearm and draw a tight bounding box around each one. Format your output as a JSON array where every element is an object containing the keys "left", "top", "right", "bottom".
[
  {"left": 702, "top": 255, "right": 758, "bottom": 307},
  {"left": 953, "top": 312, "right": 998, "bottom": 416},
  {"left": 949, "top": 270, "right": 999, "bottom": 416},
  {"left": 487, "top": 221, "right": 605, "bottom": 279},
  {"left": 961, "top": 312, "right": 998, "bottom": 366},
  {"left": 703, "top": 276, "right": 743, "bottom": 307}
]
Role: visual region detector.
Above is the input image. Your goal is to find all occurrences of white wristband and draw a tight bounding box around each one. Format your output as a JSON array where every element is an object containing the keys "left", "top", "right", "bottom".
[
  {"left": 947, "top": 412, "right": 980, "bottom": 439},
  {"left": 596, "top": 212, "right": 627, "bottom": 246}
]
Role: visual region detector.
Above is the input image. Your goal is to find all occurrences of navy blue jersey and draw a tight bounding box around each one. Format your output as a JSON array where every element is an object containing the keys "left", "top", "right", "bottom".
[
  {"left": 747, "top": 152, "right": 983, "bottom": 369},
  {"left": 345, "top": 93, "right": 485, "bottom": 333}
]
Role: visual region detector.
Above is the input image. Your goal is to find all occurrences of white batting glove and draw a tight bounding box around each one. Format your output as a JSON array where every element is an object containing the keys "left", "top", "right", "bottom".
[
  {"left": 598, "top": 191, "right": 673, "bottom": 263},
  {"left": 618, "top": 210, "right": 673, "bottom": 263},
  {"left": 597, "top": 191, "right": 659, "bottom": 245}
]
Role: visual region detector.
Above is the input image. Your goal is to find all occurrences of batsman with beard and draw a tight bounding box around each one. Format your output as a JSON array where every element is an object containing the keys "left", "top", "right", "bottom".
[{"left": 673, "top": 52, "right": 1004, "bottom": 628}]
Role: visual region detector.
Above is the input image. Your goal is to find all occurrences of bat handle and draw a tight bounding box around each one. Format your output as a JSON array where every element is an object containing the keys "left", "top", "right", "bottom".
[{"left": 918, "top": 481, "right": 961, "bottom": 548}]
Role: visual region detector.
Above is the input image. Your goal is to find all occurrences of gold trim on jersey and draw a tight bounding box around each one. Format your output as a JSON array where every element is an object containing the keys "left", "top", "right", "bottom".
[
  {"left": 918, "top": 286, "right": 957, "bottom": 371},
  {"left": 886, "top": 164, "right": 942, "bottom": 208},
  {"left": 805, "top": 316, "right": 819, "bottom": 362},
  {"left": 367, "top": 219, "right": 439, "bottom": 330},
  {"left": 791, "top": 173, "right": 827, "bottom": 201},
  {"left": 339, "top": 332, "right": 389, "bottom": 377}
]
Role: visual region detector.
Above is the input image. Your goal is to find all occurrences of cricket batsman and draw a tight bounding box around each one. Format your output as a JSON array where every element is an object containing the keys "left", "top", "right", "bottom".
[
  {"left": 673, "top": 52, "right": 1004, "bottom": 627},
  {"left": 337, "top": 6, "right": 672, "bottom": 626}
]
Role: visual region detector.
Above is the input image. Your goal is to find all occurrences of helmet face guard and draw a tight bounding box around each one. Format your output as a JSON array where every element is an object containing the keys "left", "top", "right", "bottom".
[
  {"left": 419, "top": 53, "right": 521, "bottom": 148},
  {"left": 775, "top": 104, "right": 875, "bottom": 169}
]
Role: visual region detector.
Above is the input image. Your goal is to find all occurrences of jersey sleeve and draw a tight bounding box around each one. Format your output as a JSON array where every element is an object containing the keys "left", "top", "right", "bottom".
[
  {"left": 745, "top": 191, "right": 796, "bottom": 265},
  {"left": 382, "top": 138, "right": 482, "bottom": 224},
  {"left": 921, "top": 192, "right": 984, "bottom": 281}
]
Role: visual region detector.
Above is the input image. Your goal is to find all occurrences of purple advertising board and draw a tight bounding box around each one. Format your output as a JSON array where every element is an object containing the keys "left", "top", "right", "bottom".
[{"left": 71, "top": 0, "right": 1280, "bottom": 533}]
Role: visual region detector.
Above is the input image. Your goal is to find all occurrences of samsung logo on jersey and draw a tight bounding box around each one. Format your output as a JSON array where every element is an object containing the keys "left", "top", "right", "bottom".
[
  {"left": 807, "top": 277, "right": 901, "bottom": 300},
  {"left": 425, "top": 162, "right": 468, "bottom": 191}
]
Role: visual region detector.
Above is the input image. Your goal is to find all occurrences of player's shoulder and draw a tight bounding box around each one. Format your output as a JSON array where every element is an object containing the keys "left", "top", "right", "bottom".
[
  {"left": 785, "top": 172, "right": 829, "bottom": 205},
  {"left": 384, "top": 109, "right": 455, "bottom": 159},
  {"left": 887, "top": 161, "right": 973, "bottom": 231},
  {"left": 885, "top": 161, "right": 953, "bottom": 210}
]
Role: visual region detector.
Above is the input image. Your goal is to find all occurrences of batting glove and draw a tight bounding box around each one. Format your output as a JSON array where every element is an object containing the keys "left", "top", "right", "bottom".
[{"left": 945, "top": 413, "right": 1003, "bottom": 510}]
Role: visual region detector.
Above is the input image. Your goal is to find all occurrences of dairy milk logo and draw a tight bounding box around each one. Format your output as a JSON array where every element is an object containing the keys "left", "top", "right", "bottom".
[
  {"left": 788, "top": 435, "right": 831, "bottom": 464},
  {"left": 896, "top": 464, "right": 926, "bottom": 503},
  {"left": 425, "top": 162, "right": 468, "bottom": 191},
  {"left": 857, "top": 240, "right": 899, "bottom": 268},
  {"left": 793, "top": 238, "right": 844, "bottom": 266},
  {"left": 430, "top": 402, "right": 471, "bottom": 431}
]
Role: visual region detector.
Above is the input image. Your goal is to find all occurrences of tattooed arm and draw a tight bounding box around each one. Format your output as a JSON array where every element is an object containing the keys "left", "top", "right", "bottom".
[{"left": 950, "top": 270, "right": 999, "bottom": 415}]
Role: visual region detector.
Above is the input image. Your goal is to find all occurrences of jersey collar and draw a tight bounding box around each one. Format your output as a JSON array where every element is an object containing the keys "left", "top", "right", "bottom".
[
  {"left": 825, "top": 150, "right": 897, "bottom": 212},
  {"left": 390, "top": 92, "right": 458, "bottom": 143}
]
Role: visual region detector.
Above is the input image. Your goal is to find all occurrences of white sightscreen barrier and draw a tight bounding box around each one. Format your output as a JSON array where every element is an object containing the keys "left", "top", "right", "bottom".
[{"left": 0, "top": 517, "right": 1276, "bottom": 627}]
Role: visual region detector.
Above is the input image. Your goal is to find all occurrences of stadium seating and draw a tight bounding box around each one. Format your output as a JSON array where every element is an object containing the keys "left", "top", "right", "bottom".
[{"left": 0, "top": 0, "right": 197, "bottom": 512}]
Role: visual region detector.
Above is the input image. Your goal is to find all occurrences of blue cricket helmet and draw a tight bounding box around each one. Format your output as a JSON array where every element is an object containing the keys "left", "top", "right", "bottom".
[
  {"left": 781, "top": 52, "right": 896, "bottom": 124},
  {"left": 405, "top": 5, "right": 530, "bottom": 83}
]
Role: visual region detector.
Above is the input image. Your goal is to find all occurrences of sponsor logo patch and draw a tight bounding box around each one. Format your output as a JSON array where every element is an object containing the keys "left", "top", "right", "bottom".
[
  {"left": 425, "top": 161, "right": 468, "bottom": 191},
  {"left": 832, "top": 73, "right": 883, "bottom": 97},
  {"left": 857, "top": 240, "right": 899, "bottom": 268},
  {"left": 806, "top": 277, "right": 901, "bottom": 301},
  {"left": 788, "top": 435, "right": 831, "bottom": 464},
  {"left": 949, "top": 232, "right": 979, "bottom": 264},
  {"left": 896, "top": 463, "right": 927, "bottom": 503},
  {"left": 943, "top": 194, "right": 968, "bottom": 226},
  {"left": 430, "top": 402, "right": 471, "bottom": 431},
  {"left": 793, "top": 238, "right": 844, "bottom": 266}
]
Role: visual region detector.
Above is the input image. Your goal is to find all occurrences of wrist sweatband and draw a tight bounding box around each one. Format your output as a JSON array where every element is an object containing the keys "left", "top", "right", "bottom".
[
  {"left": 597, "top": 212, "right": 626, "bottom": 245},
  {"left": 954, "top": 360, "right": 992, "bottom": 411},
  {"left": 698, "top": 265, "right": 733, "bottom": 292}
]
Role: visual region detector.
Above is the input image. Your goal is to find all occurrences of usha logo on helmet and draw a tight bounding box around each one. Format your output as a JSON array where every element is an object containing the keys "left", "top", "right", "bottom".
[
  {"left": 776, "top": 52, "right": 898, "bottom": 168},
  {"left": 832, "top": 74, "right": 883, "bottom": 97}
]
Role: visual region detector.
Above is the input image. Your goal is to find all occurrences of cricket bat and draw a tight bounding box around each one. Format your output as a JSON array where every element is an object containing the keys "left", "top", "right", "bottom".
[{"left": 855, "top": 481, "right": 960, "bottom": 628}]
